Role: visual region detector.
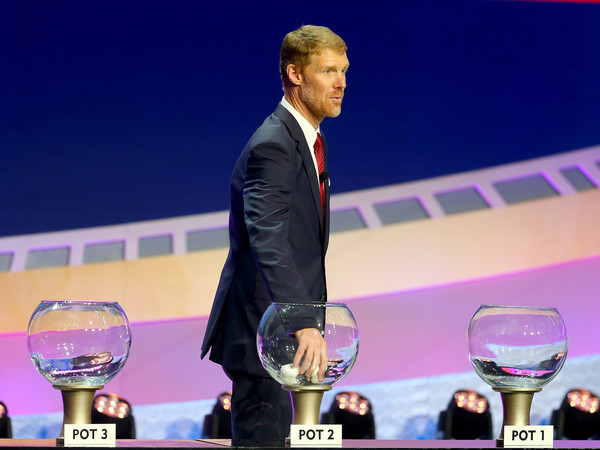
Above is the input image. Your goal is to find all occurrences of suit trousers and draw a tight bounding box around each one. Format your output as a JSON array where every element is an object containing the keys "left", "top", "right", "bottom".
[{"left": 224, "top": 368, "right": 293, "bottom": 447}]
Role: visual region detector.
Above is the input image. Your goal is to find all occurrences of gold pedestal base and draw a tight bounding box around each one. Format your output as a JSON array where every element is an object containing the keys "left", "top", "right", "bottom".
[
  {"left": 493, "top": 387, "right": 541, "bottom": 447},
  {"left": 54, "top": 384, "right": 104, "bottom": 446},
  {"left": 283, "top": 384, "right": 332, "bottom": 426}
]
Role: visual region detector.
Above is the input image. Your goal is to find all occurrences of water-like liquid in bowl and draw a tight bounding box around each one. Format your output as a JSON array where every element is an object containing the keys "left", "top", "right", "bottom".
[{"left": 471, "top": 352, "right": 566, "bottom": 389}]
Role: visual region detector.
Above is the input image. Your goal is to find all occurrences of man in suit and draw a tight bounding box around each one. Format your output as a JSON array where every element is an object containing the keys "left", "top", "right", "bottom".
[{"left": 201, "top": 24, "right": 349, "bottom": 446}]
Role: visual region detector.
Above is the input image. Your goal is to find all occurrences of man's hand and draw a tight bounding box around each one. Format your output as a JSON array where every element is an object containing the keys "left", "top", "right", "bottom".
[{"left": 293, "top": 327, "right": 328, "bottom": 382}]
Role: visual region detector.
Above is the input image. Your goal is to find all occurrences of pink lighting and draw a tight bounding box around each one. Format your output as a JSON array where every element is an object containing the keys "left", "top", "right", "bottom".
[{"left": 2, "top": 254, "right": 600, "bottom": 417}]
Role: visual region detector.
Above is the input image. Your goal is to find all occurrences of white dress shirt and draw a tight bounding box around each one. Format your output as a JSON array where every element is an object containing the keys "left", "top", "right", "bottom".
[{"left": 280, "top": 96, "right": 322, "bottom": 186}]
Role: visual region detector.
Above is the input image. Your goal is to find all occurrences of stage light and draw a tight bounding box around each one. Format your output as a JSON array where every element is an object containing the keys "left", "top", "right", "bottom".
[
  {"left": 321, "top": 392, "right": 375, "bottom": 439},
  {"left": 552, "top": 388, "right": 600, "bottom": 440},
  {"left": 91, "top": 393, "right": 136, "bottom": 439},
  {"left": 202, "top": 392, "right": 232, "bottom": 439},
  {"left": 0, "top": 402, "right": 12, "bottom": 438},
  {"left": 438, "top": 389, "right": 492, "bottom": 439}
]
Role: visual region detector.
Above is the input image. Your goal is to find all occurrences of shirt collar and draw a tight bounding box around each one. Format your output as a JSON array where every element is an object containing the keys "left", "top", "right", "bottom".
[{"left": 281, "top": 96, "right": 320, "bottom": 148}]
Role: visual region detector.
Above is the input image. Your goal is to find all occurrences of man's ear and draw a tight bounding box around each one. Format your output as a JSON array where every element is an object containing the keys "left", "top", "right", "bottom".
[{"left": 286, "top": 64, "right": 302, "bottom": 86}]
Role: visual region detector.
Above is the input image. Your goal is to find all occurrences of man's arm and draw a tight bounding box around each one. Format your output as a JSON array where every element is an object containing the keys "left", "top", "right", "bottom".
[
  {"left": 244, "top": 135, "right": 328, "bottom": 381},
  {"left": 244, "top": 138, "right": 313, "bottom": 302}
]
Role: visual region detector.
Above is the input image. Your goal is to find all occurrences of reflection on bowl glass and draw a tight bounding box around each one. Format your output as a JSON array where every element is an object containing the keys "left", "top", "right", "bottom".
[
  {"left": 257, "top": 302, "right": 359, "bottom": 387},
  {"left": 27, "top": 300, "right": 132, "bottom": 387},
  {"left": 467, "top": 305, "right": 568, "bottom": 390}
]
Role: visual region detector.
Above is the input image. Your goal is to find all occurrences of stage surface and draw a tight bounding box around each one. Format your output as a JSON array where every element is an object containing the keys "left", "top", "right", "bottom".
[{"left": 1, "top": 439, "right": 600, "bottom": 449}]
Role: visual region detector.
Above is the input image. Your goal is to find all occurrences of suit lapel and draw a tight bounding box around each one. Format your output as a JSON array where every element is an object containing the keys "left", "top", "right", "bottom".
[
  {"left": 274, "top": 104, "right": 325, "bottom": 230},
  {"left": 320, "top": 133, "right": 330, "bottom": 251}
]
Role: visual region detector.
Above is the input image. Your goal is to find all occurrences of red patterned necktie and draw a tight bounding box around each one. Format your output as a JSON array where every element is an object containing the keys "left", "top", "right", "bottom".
[{"left": 314, "top": 133, "right": 326, "bottom": 218}]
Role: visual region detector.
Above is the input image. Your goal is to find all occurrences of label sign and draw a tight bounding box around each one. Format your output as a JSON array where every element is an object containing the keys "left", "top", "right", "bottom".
[
  {"left": 290, "top": 424, "right": 342, "bottom": 447},
  {"left": 64, "top": 424, "right": 116, "bottom": 447},
  {"left": 504, "top": 425, "right": 553, "bottom": 448}
]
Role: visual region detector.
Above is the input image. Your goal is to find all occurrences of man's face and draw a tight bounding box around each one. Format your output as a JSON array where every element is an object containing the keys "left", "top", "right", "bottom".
[{"left": 298, "top": 49, "right": 349, "bottom": 125}]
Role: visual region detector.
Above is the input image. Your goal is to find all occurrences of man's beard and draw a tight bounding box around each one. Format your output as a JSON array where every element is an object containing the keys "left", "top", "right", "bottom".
[{"left": 300, "top": 84, "right": 343, "bottom": 120}]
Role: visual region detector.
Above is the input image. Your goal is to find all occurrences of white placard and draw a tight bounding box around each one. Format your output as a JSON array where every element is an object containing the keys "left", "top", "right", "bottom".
[
  {"left": 504, "top": 425, "right": 553, "bottom": 448},
  {"left": 289, "top": 424, "right": 342, "bottom": 447},
  {"left": 64, "top": 424, "right": 116, "bottom": 447}
]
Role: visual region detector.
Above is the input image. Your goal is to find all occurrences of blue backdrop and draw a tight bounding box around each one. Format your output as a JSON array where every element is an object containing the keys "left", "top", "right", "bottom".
[{"left": 2, "top": 0, "right": 599, "bottom": 237}]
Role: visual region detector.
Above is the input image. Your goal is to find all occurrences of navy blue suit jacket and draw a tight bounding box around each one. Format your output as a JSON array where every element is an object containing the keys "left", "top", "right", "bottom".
[{"left": 201, "top": 103, "right": 330, "bottom": 376}]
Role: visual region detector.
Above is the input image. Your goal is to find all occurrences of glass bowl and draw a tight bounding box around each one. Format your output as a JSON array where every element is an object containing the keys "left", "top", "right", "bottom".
[
  {"left": 257, "top": 302, "right": 359, "bottom": 387},
  {"left": 467, "top": 304, "right": 568, "bottom": 390},
  {"left": 27, "top": 300, "right": 132, "bottom": 387}
]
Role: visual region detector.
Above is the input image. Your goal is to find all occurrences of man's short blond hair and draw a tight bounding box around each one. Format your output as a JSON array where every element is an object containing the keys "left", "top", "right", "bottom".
[{"left": 280, "top": 25, "right": 347, "bottom": 88}]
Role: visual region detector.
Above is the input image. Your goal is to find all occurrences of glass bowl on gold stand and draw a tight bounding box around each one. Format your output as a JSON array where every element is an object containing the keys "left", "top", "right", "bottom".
[
  {"left": 27, "top": 300, "right": 132, "bottom": 445},
  {"left": 257, "top": 302, "right": 359, "bottom": 427},
  {"left": 467, "top": 305, "right": 568, "bottom": 446}
]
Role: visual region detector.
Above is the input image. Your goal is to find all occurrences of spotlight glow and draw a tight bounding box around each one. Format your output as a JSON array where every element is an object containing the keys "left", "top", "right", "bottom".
[
  {"left": 336, "top": 392, "right": 371, "bottom": 415},
  {"left": 93, "top": 394, "right": 131, "bottom": 419},
  {"left": 454, "top": 390, "right": 489, "bottom": 414},
  {"left": 567, "top": 389, "right": 600, "bottom": 414}
]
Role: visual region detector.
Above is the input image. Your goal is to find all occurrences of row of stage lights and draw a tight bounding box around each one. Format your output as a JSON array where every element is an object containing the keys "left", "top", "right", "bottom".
[
  {"left": 0, "top": 389, "right": 598, "bottom": 440},
  {"left": 439, "top": 388, "right": 600, "bottom": 440},
  {"left": 202, "top": 388, "right": 600, "bottom": 441}
]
